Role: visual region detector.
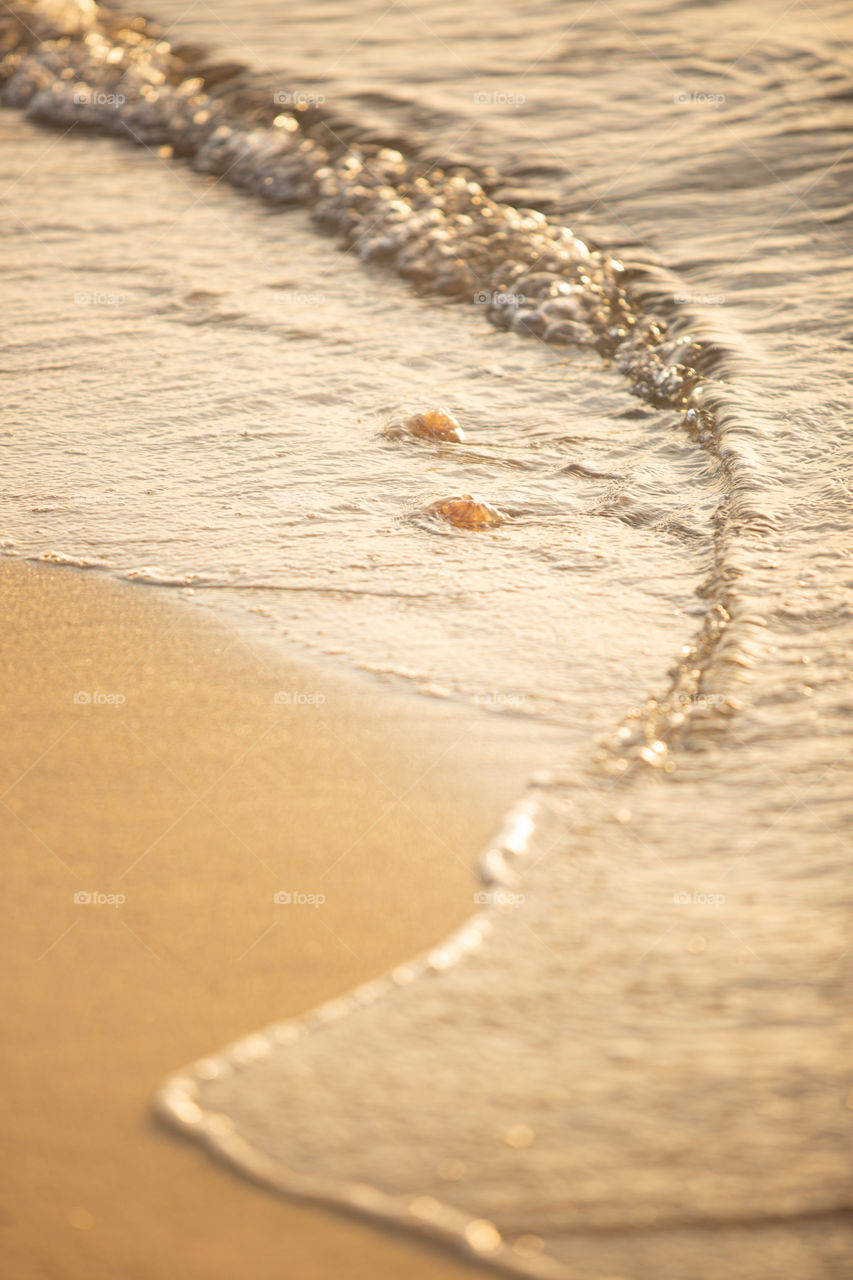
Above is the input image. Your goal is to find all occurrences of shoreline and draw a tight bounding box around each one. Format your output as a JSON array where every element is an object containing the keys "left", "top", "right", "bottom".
[
  {"left": 1, "top": 556, "right": 565, "bottom": 1280},
  {"left": 156, "top": 783, "right": 553, "bottom": 1280}
]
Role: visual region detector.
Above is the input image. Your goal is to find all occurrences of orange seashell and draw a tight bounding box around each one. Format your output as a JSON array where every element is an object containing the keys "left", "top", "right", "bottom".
[
  {"left": 404, "top": 407, "right": 465, "bottom": 442},
  {"left": 424, "top": 495, "right": 508, "bottom": 529}
]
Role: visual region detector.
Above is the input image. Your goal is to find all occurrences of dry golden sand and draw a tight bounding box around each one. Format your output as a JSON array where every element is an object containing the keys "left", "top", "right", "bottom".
[{"left": 0, "top": 557, "right": 562, "bottom": 1280}]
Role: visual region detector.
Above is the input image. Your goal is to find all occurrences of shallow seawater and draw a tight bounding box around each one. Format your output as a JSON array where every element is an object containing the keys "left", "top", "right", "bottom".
[
  {"left": 0, "top": 115, "right": 713, "bottom": 728},
  {"left": 2, "top": 1, "right": 853, "bottom": 1277}
]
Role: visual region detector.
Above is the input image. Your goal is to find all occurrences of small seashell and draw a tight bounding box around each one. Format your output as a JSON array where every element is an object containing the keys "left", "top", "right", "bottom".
[
  {"left": 424, "top": 495, "right": 508, "bottom": 529},
  {"left": 404, "top": 407, "right": 464, "bottom": 442}
]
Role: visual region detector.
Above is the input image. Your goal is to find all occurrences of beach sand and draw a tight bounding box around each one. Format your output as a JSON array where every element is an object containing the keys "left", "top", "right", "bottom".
[{"left": 0, "top": 556, "right": 562, "bottom": 1280}]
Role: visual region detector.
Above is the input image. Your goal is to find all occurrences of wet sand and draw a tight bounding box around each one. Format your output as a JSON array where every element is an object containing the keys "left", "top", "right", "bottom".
[{"left": 0, "top": 556, "right": 564, "bottom": 1280}]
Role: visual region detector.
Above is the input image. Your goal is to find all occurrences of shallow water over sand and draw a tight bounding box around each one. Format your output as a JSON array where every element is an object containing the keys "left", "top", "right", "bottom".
[
  {"left": 1, "top": 108, "right": 711, "bottom": 726},
  {"left": 2, "top": 0, "right": 853, "bottom": 1276}
]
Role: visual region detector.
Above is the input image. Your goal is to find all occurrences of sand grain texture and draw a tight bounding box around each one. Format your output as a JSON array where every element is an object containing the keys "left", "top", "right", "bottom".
[{"left": 0, "top": 556, "right": 554, "bottom": 1280}]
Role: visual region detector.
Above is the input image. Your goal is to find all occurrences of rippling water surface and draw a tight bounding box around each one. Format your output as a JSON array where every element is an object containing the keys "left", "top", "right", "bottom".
[
  {"left": 2, "top": 110, "right": 710, "bottom": 722},
  {"left": 2, "top": 1, "right": 852, "bottom": 1277}
]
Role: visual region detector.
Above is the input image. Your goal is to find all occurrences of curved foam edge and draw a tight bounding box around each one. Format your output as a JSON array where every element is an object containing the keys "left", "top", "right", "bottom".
[{"left": 154, "top": 775, "right": 568, "bottom": 1279}]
